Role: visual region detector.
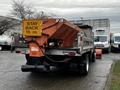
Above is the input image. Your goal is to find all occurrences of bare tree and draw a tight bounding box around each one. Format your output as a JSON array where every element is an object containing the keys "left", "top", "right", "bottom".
[
  {"left": 0, "top": 19, "right": 19, "bottom": 35},
  {"left": 11, "top": 0, "right": 51, "bottom": 20},
  {"left": 11, "top": 0, "right": 35, "bottom": 20},
  {"left": 0, "top": 0, "right": 47, "bottom": 35},
  {"left": 33, "top": 11, "right": 48, "bottom": 19}
]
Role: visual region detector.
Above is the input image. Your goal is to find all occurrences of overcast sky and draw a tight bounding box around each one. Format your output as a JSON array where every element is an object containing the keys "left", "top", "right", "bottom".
[{"left": 0, "top": 0, "right": 120, "bottom": 32}]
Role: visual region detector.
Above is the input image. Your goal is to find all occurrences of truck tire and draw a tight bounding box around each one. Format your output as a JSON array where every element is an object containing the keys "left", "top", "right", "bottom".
[
  {"left": 78, "top": 54, "right": 89, "bottom": 76},
  {"left": 83, "top": 54, "right": 89, "bottom": 75},
  {"left": 91, "top": 52, "right": 96, "bottom": 62},
  {"left": 0, "top": 46, "right": 2, "bottom": 50},
  {"left": 89, "top": 52, "right": 96, "bottom": 62}
]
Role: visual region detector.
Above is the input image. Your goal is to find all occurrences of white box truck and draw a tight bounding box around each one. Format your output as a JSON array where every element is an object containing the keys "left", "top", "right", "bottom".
[
  {"left": 93, "top": 28, "right": 110, "bottom": 53},
  {"left": 93, "top": 19, "right": 110, "bottom": 53}
]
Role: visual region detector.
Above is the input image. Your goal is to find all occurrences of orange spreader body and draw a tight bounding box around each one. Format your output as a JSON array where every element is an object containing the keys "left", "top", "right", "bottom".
[{"left": 25, "top": 18, "right": 81, "bottom": 57}]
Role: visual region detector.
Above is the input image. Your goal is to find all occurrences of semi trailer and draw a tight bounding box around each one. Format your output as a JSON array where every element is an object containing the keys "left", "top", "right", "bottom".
[{"left": 18, "top": 18, "right": 95, "bottom": 75}]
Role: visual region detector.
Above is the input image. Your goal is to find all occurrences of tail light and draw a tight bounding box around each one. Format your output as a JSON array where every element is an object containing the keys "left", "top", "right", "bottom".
[{"left": 68, "top": 52, "right": 76, "bottom": 56}]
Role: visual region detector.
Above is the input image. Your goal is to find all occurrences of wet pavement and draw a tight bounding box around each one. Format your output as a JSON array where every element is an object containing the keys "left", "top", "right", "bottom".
[{"left": 0, "top": 51, "right": 120, "bottom": 90}]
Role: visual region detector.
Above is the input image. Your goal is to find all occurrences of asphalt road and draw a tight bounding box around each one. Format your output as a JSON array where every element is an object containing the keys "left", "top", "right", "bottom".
[{"left": 0, "top": 51, "right": 119, "bottom": 90}]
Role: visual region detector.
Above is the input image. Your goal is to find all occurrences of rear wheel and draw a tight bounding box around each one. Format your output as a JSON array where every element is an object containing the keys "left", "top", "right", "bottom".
[
  {"left": 78, "top": 54, "right": 90, "bottom": 75},
  {"left": 82, "top": 55, "right": 89, "bottom": 75},
  {"left": 91, "top": 52, "right": 96, "bottom": 62},
  {"left": 0, "top": 46, "right": 2, "bottom": 50}
]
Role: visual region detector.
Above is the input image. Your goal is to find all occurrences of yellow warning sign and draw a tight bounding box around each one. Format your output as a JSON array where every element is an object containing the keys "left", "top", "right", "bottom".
[{"left": 22, "top": 19, "right": 42, "bottom": 36}]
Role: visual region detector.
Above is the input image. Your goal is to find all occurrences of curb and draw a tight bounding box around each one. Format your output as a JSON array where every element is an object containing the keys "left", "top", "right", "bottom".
[{"left": 103, "top": 61, "right": 115, "bottom": 90}]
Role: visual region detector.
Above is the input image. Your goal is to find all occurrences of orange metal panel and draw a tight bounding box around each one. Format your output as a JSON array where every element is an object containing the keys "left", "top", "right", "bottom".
[
  {"left": 29, "top": 42, "right": 44, "bottom": 57},
  {"left": 24, "top": 18, "right": 81, "bottom": 57}
]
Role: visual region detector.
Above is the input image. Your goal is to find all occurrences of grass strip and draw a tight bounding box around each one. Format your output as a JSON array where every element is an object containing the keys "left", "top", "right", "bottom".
[{"left": 110, "top": 60, "right": 120, "bottom": 90}]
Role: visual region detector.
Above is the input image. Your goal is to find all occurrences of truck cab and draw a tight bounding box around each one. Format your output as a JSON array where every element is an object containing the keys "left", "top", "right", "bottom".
[
  {"left": 111, "top": 33, "right": 120, "bottom": 51},
  {"left": 93, "top": 29, "right": 110, "bottom": 53},
  {"left": 94, "top": 35, "right": 110, "bottom": 53}
]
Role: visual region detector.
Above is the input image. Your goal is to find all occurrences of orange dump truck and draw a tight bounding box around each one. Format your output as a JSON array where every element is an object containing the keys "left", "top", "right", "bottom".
[{"left": 20, "top": 18, "right": 95, "bottom": 75}]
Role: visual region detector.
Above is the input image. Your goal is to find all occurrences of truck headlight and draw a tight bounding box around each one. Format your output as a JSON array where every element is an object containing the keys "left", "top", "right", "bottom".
[
  {"left": 104, "top": 43, "right": 109, "bottom": 48},
  {"left": 113, "top": 43, "right": 118, "bottom": 47}
]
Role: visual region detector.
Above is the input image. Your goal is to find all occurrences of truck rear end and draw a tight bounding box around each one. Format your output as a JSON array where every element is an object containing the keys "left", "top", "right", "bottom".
[{"left": 20, "top": 18, "right": 95, "bottom": 75}]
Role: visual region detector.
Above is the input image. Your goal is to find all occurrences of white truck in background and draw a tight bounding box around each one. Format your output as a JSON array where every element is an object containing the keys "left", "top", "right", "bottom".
[
  {"left": 111, "top": 33, "right": 120, "bottom": 52},
  {"left": 93, "top": 27, "right": 110, "bottom": 53},
  {"left": 0, "top": 34, "right": 12, "bottom": 50}
]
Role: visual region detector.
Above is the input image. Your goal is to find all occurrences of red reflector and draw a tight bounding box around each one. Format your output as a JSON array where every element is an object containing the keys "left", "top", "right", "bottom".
[{"left": 68, "top": 52, "right": 76, "bottom": 56}]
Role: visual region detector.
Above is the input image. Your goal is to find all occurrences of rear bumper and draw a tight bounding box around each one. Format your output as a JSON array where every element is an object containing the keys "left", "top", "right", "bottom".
[{"left": 21, "top": 65, "right": 48, "bottom": 72}]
